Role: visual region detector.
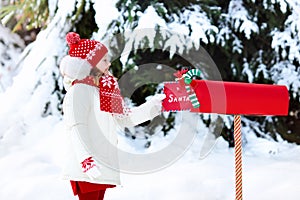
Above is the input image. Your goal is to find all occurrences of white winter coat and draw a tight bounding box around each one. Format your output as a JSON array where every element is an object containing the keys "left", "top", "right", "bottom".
[{"left": 61, "top": 83, "right": 161, "bottom": 185}]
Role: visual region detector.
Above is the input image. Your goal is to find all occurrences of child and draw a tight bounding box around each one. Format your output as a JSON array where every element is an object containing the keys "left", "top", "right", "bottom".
[{"left": 60, "top": 32, "right": 165, "bottom": 200}]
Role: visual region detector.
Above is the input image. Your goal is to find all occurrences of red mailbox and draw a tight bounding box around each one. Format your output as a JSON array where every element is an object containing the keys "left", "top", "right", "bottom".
[
  {"left": 162, "top": 69, "right": 290, "bottom": 200},
  {"left": 162, "top": 80, "right": 289, "bottom": 116}
]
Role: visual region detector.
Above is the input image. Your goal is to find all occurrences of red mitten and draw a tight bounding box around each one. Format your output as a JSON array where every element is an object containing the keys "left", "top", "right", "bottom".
[{"left": 81, "top": 157, "right": 102, "bottom": 179}]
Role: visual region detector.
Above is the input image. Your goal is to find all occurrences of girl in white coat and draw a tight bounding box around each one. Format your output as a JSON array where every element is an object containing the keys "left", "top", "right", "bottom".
[{"left": 60, "top": 32, "right": 165, "bottom": 200}]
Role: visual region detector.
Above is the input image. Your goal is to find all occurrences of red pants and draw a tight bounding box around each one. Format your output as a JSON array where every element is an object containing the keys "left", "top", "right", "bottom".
[
  {"left": 77, "top": 189, "right": 105, "bottom": 200},
  {"left": 70, "top": 181, "right": 115, "bottom": 200}
]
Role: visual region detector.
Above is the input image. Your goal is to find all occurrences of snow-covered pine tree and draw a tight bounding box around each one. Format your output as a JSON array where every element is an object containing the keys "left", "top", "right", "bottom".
[
  {"left": 100, "top": 0, "right": 300, "bottom": 144},
  {"left": 0, "top": 24, "right": 25, "bottom": 92},
  {"left": 0, "top": 0, "right": 99, "bottom": 151},
  {"left": 205, "top": 0, "right": 300, "bottom": 144},
  {"left": 1, "top": 0, "right": 299, "bottom": 150}
]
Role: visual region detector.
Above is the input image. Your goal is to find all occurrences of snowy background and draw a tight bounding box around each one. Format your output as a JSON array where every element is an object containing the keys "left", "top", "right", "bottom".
[{"left": 0, "top": 0, "right": 300, "bottom": 199}]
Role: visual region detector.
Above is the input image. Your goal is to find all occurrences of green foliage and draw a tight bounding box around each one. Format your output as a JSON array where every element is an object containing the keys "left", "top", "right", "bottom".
[
  {"left": 8, "top": 0, "right": 297, "bottom": 145},
  {"left": 0, "top": 0, "right": 49, "bottom": 32},
  {"left": 203, "top": 0, "right": 300, "bottom": 144},
  {"left": 110, "top": 0, "right": 300, "bottom": 145},
  {"left": 73, "top": 0, "right": 98, "bottom": 38}
]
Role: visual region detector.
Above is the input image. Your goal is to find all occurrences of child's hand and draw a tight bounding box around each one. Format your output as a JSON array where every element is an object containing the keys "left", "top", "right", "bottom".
[
  {"left": 81, "top": 156, "right": 102, "bottom": 179},
  {"left": 125, "top": 94, "right": 166, "bottom": 125},
  {"left": 149, "top": 94, "right": 166, "bottom": 117},
  {"left": 150, "top": 94, "right": 166, "bottom": 104}
]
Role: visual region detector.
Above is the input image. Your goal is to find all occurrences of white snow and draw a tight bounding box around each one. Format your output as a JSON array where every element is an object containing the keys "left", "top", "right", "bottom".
[
  {"left": 93, "top": 0, "right": 119, "bottom": 40},
  {"left": 0, "top": 112, "right": 299, "bottom": 200},
  {"left": 0, "top": 0, "right": 300, "bottom": 199},
  {"left": 0, "top": 24, "right": 25, "bottom": 92},
  {"left": 228, "top": 0, "right": 259, "bottom": 39}
]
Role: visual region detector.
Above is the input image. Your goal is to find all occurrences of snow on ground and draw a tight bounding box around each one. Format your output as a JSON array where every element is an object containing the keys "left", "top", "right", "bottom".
[{"left": 0, "top": 112, "right": 299, "bottom": 200}]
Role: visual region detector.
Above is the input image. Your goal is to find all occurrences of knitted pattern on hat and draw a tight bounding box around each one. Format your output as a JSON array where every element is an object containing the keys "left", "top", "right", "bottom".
[{"left": 66, "top": 32, "right": 108, "bottom": 67}]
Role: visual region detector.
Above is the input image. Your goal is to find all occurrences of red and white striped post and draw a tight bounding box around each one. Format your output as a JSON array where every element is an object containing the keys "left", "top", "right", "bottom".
[{"left": 234, "top": 115, "right": 243, "bottom": 200}]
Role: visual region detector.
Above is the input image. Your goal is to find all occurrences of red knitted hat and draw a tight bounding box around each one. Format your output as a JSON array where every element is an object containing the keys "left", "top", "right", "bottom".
[{"left": 66, "top": 32, "right": 108, "bottom": 67}]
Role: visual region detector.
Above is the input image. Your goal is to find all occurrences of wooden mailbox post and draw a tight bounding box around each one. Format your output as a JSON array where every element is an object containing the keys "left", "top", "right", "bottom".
[{"left": 162, "top": 70, "right": 289, "bottom": 200}]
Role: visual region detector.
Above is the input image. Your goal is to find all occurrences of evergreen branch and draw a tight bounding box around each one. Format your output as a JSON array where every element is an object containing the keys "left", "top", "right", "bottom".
[
  {"left": 72, "top": 0, "right": 86, "bottom": 23},
  {"left": 0, "top": 0, "right": 49, "bottom": 32}
]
